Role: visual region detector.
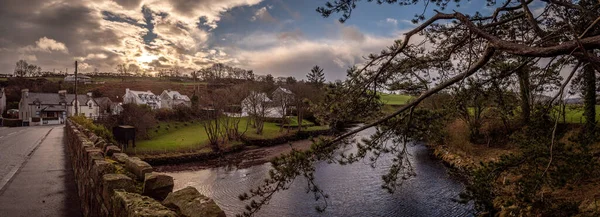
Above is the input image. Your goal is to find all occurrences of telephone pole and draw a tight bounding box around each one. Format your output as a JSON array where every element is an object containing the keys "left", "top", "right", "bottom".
[{"left": 74, "top": 61, "right": 78, "bottom": 116}]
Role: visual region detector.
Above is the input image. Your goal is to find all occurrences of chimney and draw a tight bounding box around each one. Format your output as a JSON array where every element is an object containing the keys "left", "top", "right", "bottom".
[
  {"left": 125, "top": 88, "right": 129, "bottom": 93},
  {"left": 22, "top": 89, "right": 29, "bottom": 98},
  {"left": 87, "top": 92, "right": 93, "bottom": 97},
  {"left": 58, "top": 90, "right": 67, "bottom": 101}
]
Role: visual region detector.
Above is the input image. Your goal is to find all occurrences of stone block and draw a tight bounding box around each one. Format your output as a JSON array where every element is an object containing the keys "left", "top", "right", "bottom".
[
  {"left": 93, "top": 160, "right": 115, "bottom": 181},
  {"left": 112, "top": 191, "right": 177, "bottom": 217},
  {"left": 112, "top": 153, "right": 129, "bottom": 163},
  {"left": 95, "top": 138, "right": 107, "bottom": 149},
  {"left": 104, "top": 145, "right": 122, "bottom": 156},
  {"left": 89, "top": 134, "right": 99, "bottom": 143},
  {"left": 142, "top": 173, "right": 174, "bottom": 201},
  {"left": 102, "top": 174, "right": 135, "bottom": 205},
  {"left": 162, "top": 186, "right": 226, "bottom": 217},
  {"left": 125, "top": 157, "right": 153, "bottom": 181}
]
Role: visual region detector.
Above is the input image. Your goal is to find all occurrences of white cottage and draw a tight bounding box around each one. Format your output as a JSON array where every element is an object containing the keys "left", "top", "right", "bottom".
[
  {"left": 160, "top": 90, "right": 191, "bottom": 109},
  {"left": 18, "top": 89, "right": 99, "bottom": 125},
  {"left": 271, "top": 87, "right": 294, "bottom": 117},
  {"left": 122, "top": 88, "right": 161, "bottom": 110},
  {"left": 241, "top": 92, "right": 281, "bottom": 118}
]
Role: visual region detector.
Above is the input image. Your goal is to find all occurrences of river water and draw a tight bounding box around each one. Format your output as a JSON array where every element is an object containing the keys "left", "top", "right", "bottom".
[{"left": 163, "top": 128, "right": 475, "bottom": 217}]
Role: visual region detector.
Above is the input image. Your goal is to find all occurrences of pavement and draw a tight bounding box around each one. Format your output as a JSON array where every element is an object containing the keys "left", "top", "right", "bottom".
[{"left": 0, "top": 125, "right": 82, "bottom": 217}]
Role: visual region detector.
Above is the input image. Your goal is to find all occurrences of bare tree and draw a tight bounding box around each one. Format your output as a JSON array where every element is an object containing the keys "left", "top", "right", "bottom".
[
  {"left": 116, "top": 64, "right": 129, "bottom": 81},
  {"left": 14, "top": 60, "right": 28, "bottom": 77},
  {"left": 272, "top": 87, "right": 294, "bottom": 132},
  {"left": 242, "top": 90, "right": 270, "bottom": 135}
]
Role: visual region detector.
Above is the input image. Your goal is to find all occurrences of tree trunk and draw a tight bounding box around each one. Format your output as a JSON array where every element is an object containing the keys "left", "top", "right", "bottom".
[
  {"left": 583, "top": 64, "right": 596, "bottom": 133},
  {"left": 517, "top": 69, "right": 531, "bottom": 123}
]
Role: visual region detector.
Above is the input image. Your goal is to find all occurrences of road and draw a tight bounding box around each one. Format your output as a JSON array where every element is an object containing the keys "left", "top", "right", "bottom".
[
  {"left": 0, "top": 126, "right": 82, "bottom": 217},
  {"left": 0, "top": 126, "right": 53, "bottom": 188}
]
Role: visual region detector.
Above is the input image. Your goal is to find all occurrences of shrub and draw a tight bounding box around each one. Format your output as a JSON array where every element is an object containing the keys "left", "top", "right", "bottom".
[
  {"left": 70, "top": 115, "right": 116, "bottom": 143},
  {"left": 2, "top": 119, "right": 23, "bottom": 127}
]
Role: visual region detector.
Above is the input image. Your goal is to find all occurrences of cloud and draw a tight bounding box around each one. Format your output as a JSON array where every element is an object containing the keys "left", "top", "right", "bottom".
[
  {"left": 226, "top": 25, "right": 400, "bottom": 81},
  {"left": 386, "top": 18, "right": 398, "bottom": 25},
  {"left": 250, "top": 7, "right": 277, "bottom": 23},
  {"left": 145, "top": 0, "right": 263, "bottom": 29},
  {"left": 19, "top": 37, "right": 69, "bottom": 54},
  {"left": 0, "top": 0, "right": 263, "bottom": 74},
  {"left": 340, "top": 25, "right": 366, "bottom": 42},
  {"left": 36, "top": 37, "right": 69, "bottom": 53}
]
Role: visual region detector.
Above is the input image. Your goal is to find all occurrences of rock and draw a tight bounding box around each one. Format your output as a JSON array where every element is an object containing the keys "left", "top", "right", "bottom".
[
  {"left": 95, "top": 139, "right": 107, "bottom": 149},
  {"left": 102, "top": 174, "right": 135, "bottom": 206},
  {"left": 104, "top": 145, "right": 122, "bottom": 156},
  {"left": 112, "top": 153, "right": 129, "bottom": 163},
  {"left": 89, "top": 134, "right": 99, "bottom": 143},
  {"left": 142, "top": 173, "right": 174, "bottom": 201},
  {"left": 162, "top": 187, "right": 226, "bottom": 217},
  {"left": 125, "top": 157, "right": 152, "bottom": 181},
  {"left": 112, "top": 191, "right": 177, "bottom": 217},
  {"left": 92, "top": 160, "right": 115, "bottom": 181}
]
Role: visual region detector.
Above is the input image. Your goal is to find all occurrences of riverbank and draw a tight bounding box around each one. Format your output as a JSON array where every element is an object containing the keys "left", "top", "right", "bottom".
[
  {"left": 136, "top": 129, "right": 332, "bottom": 167},
  {"left": 153, "top": 139, "right": 316, "bottom": 172},
  {"left": 428, "top": 119, "right": 600, "bottom": 216}
]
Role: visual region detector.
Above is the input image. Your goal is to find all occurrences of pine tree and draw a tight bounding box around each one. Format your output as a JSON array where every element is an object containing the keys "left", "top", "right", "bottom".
[{"left": 307, "top": 65, "right": 325, "bottom": 86}]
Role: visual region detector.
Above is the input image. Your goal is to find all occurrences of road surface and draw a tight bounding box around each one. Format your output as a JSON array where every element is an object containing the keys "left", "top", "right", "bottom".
[{"left": 0, "top": 126, "right": 82, "bottom": 217}]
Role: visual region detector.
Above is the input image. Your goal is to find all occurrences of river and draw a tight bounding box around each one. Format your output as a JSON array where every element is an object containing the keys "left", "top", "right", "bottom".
[{"left": 162, "top": 127, "right": 475, "bottom": 217}]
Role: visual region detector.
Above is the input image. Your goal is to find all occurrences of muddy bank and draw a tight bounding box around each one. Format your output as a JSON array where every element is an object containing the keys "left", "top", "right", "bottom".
[
  {"left": 138, "top": 129, "right": 332, "bottom": 167},
  {"left": 154, "top": 139, "right": 315, "bottom": 172}
]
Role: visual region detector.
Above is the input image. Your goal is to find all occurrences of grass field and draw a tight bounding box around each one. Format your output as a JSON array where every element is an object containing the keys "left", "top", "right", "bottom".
[
  {"left": 556, "top": 105, "right": 600, "bottom": 124},
  {"left": 380, "top": 94, "right": 413, "bottom": 105},
  {"left": 135, "top": 117, "right": 328, "bottom": 152}
]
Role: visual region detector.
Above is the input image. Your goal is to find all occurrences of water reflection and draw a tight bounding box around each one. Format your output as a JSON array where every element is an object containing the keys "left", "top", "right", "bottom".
[{"left": 164, "top": 128, "right": 474, "bottom": 217}]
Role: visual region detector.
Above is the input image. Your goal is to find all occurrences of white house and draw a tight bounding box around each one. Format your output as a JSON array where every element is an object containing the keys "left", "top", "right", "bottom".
[
  {"left": 123, "top": 88, "right": 161, "bottom": 110},
  {"left": 18, "top": 89, "right": 100, "bottom": 125},
  {"left": 64, "top": 75, "right": 92, "bottom": 83},
  {"left": 160, "top": 90, "right": 191, "bottom": 109},
  {"left": 0, "top": 88, "right": 6, "bottom": 116},
  {"left": 271, "top": 87, "right": 294, "bottom": 117},
  {"left": 241, "top": 92, "right": 281, "bottom": 118}
]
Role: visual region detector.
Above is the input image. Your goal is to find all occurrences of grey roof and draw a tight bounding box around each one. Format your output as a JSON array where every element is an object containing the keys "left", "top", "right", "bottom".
[
  {"left": 25, "top": 92, "right": 91, "bottom": 105},
  {"left": 94, "top": 97, "right": 112, "bottom": 105},
  {"left": 274, "top": 87, "right": 293, "bottom": 95},
  {"left": 163, "top": 90, "right": 190, "bottom": 101},
  {"left": 41, "top": 106, "right": 66, "bottom": 112}
]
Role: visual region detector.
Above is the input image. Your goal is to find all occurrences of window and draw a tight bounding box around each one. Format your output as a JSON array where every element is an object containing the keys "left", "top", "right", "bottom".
[{"left": 88, "top": 102, "right": 93, "bottom": 109}]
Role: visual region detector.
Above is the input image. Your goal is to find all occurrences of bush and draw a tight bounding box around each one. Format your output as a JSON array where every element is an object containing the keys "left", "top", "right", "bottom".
[
  {"left": 70, "top": 115, "right": 115, "bottom": 143},
  {"left": 2, "top": 119, "right": 23, "bottom": 127}
]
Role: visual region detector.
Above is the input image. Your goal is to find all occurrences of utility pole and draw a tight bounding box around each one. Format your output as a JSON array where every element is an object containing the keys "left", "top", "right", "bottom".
[{"left": 74, "top": 61, "right": 78, "bottom": 116}]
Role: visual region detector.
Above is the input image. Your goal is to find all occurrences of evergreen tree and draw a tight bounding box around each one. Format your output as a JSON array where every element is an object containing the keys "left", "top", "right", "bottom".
[{"left": 307, "top": 65, "right": 325, "bottom": 86}]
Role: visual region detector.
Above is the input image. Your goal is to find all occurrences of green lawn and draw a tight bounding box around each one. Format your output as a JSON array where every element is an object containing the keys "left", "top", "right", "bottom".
[
  {"left": 135, "top": 117, "right": 329, "bottom": 152},
  {"left": 557, "top": 105, "right": 600, "bottom": 124},
  {"left": 137, "top": 121, "right": 209, "bottom": 152},
  {"left": 380, "top": 94, "right": 413, "bottom": 105}
]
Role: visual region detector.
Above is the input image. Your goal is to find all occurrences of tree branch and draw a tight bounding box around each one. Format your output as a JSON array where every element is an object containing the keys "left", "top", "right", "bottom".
[{"left": 329, "top": 46, "right": 496, "bottom": 144}]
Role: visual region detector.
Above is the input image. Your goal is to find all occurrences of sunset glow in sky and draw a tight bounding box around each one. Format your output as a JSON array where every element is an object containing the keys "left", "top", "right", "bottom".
[{"left": 0, "top": 0, "right": 546, "bottom": 80}]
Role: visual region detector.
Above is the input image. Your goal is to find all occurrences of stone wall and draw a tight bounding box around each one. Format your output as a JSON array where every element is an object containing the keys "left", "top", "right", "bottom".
[{"left": 65, "top": 119, "right": 226, "bottom": 217}]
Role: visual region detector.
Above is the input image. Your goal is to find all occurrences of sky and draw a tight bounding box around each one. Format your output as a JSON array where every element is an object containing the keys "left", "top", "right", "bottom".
[{"left": 0, "top": 0, "right": 546, "bottom": 81}]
